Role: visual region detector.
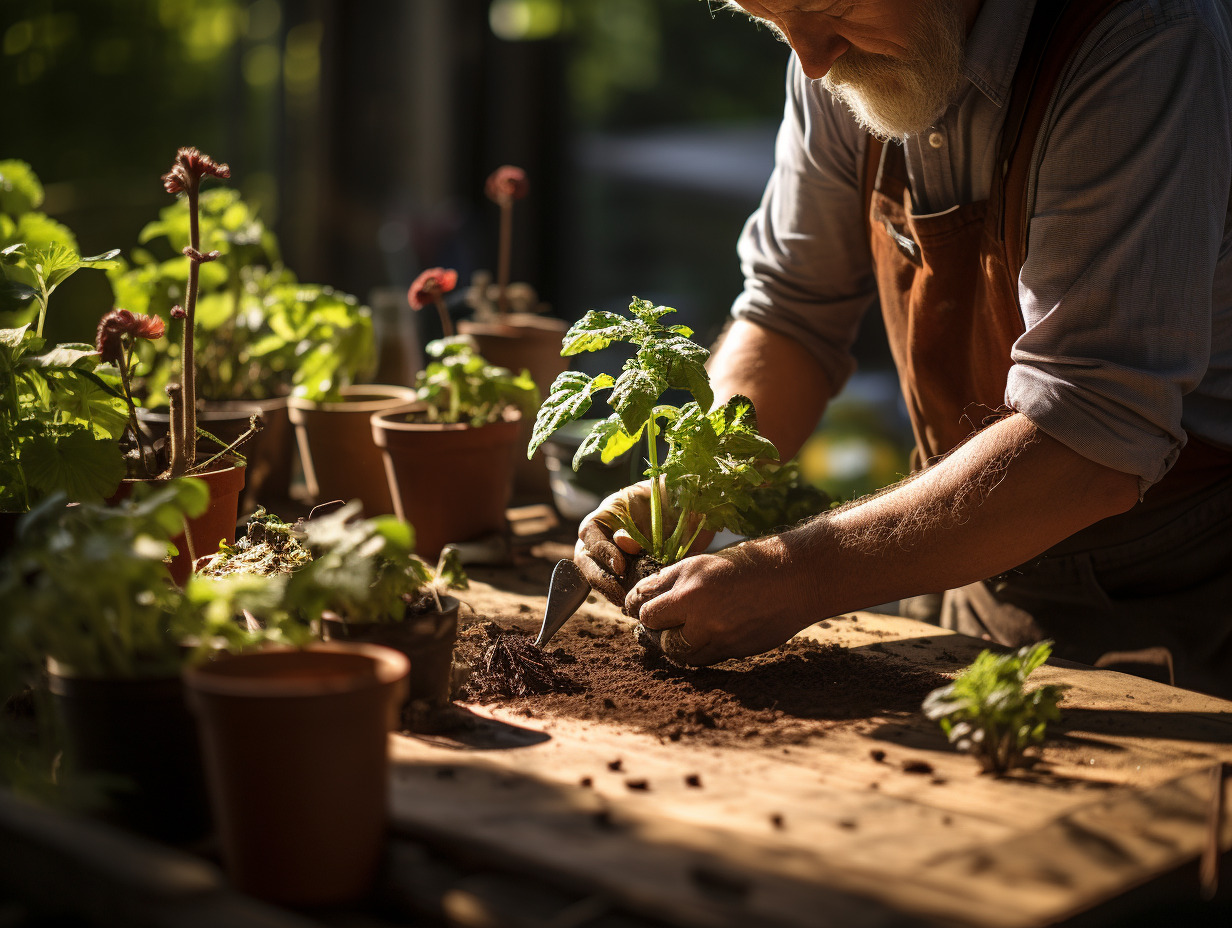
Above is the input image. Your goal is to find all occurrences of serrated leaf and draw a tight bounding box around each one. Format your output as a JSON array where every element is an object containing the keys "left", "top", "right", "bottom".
[
  {"left": 640, "top": 336, "right": 712, "bottom": 410},
  {"left": 20, "top": 430, "right": 124, "bottom": 503},
  {"left": 572, "top": 413, "right": 642, "bottom": 469},
  {"left": 608, "top": 363, "right": 665, "bottom": 433},
  {"left": 560, "top": 310, "right": 640, "bottom": 356},
  {"left": 528, "top": 370, "right": 615, "bottom": 457}
]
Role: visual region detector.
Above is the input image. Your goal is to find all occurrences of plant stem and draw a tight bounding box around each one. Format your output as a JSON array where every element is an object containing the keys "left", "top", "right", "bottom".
[
  {"left": 497, "top": 199, "right": 512, "bottom": 316},
  {"left": 645, "top": 416, "right": 664, "bottom": 558},
  {"left": 176, "top": 177, "right": 202, "bottom": 475},
  {"left": 4, "top": 370, "right": 29, "bottom": 509},
  {"left": 434, "top": 295, "right": 454, "bottom": 338},
  {"left": 118, "top": 342, "right": 151, "bottom": 472},
  {"left": 34, "top": 286, "right": 50, "bottom": 338}
]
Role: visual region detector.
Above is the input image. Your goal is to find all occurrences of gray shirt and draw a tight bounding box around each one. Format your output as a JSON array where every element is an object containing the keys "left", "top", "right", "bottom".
[{"left": 732, "top": 0, "right": 1232, "bottom": 492}]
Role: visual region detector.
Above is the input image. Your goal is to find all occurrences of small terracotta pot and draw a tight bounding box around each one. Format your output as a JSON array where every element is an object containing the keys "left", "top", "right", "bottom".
[
  {"left": 457, "top": 314, "right": 569, "bottom": 501},
  {"left": 138, "top": 397, "right": 292, "bottom": 511},
  {"left": 115, "top": 459, "right": 247, "bottom": 587},
  {"left": 288, "top": 385, "right": 416, "bottom": 517},
  {"left": 184, "top": 642, "right": 409, "bottom": 906},
  {"left": 47, "top": 659, "right": 211, "bottom": 844},
  {"left": 371, "top": 406, "right": 521, "bottom": 559}
]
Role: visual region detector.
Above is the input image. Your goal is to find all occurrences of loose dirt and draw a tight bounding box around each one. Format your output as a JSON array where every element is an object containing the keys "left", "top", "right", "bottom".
[{"left": 456, "top": 609, "right": 950, "bottom": 748}]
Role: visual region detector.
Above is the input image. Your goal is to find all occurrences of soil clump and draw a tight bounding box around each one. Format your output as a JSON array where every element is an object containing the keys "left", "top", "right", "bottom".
[
  {"left": 466, "top": 626, "right": 583, "bottom": 699},
  {"left": 456, "top": 610, "right": 950, "bottom": 748}
]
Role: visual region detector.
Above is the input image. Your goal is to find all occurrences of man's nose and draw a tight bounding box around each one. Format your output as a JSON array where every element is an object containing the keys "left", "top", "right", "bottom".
[{"left": 781, "top": 16, "right": 851, "bottom": 79}]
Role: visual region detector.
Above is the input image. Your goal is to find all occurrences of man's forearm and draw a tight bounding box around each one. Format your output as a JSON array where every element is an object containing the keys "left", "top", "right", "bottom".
[
  {"left": 708, "top": 318, "right": 835, "bottom": 461},
  {"left": 777, "top": 413, "right": 1141, "bottom": 614}
]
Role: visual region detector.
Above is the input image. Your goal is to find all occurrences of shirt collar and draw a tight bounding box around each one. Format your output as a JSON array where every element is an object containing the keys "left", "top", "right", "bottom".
[{"left": 963, "top": 0, "right": 1037, "bottom": 107}]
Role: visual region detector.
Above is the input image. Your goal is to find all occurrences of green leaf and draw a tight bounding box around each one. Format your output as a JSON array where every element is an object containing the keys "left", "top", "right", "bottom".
[
  {"left": 573, "top": 413, "right": 642, "bottom": 469},
  {"left": 528, "top": 370, "right": 615, "bottom": 458},
  {"left": 0, "top": 279, "right": 37, "bottom": 314},
  {"left": 560, "top": 310, "right": 640, "bottom": 356},
  {"left": 640, "top": 336, "right": 712, "bottom": 411},
  {"left": 608, "top": 362, "right": 665, "bottom": 434},
  {"left": 20, "top": 430, "right": 124, "bottom": 503},
  {"left": 13, "top": 212, "right": 78, "bottom": 257},
  {"left": 30, "top": 344, "right": 99, "bottom": 368},
  {"left": 0, "top": 160, "right": 44, "bottom": 216}
]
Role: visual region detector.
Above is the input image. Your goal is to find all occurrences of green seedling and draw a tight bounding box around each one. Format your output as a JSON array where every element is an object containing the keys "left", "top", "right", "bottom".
[
  {"left": 414, "top": 335, "right": 539, "bottom": 427},
  {"left": 528, "top": 296, "right": 782, "bottom": 565},
  {"left": 922, "top": 640, "right": 1067, "bottom": 775}
]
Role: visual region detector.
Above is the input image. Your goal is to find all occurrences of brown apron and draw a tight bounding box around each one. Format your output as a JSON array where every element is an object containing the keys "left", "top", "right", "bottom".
[{"left": 863, "top": 0, "right": 1232, "bottom": 694}]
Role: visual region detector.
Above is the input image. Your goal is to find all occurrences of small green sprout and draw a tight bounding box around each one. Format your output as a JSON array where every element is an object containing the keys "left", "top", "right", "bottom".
[{"left": 922, "top": 640, "right": 1067, "bottom": 775}]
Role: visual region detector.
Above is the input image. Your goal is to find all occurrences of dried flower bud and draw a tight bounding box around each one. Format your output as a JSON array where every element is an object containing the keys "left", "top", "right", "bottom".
[
  {"left": 170, "top": 304, "right": 186, "bottom": 319},
  {"left": 162, "top": 146, "right": 231, "bottom": 194},
  {"left": 408, "top": 267, "right": 459, "bottom": 310},
  {"left": 485, "top": 165, "right": 529, "bottom": 204},
  {"left": 95, "top": 308, "right": 166, "bottom": 363},
  {"left": 183, "top": 246, "right": 222, "bottom": 263}
]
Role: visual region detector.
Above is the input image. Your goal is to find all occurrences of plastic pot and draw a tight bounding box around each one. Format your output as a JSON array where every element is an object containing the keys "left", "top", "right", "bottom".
[
  {"left": 184, "top": 642, "right": 409, "bottom": 906},
  {"left": 457, "top": 313, "right": 569, "bottom": 501},
  {"left": 287, "top": 385, "right": 416, "bottom": 517},
  {"left": 370, "top": 406, "right": 521, "bottom": 560},
  {"left": 47, "top": 659, "right": 211, "bottom": 844},
  {"left": 115, "top": 458, "right": 247, "bottom": 587}
]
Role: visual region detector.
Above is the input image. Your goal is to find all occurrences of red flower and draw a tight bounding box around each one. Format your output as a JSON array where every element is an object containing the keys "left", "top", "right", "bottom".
[
  {"left": 162, "top": 146, "right": 231, "bottom": 194},
  {"left": 408, "top": 267, "right": 458, "bottom": 310},
  {"left": 95, "top": 309, "right": 166, "bottom": 363},
  {"left": 484, "top": 165, "right": 529, "bottom": 204}
]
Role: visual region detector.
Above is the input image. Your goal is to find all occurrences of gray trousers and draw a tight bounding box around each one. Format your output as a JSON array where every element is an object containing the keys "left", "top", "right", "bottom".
[{"left": 940, "top": 473, "right": 1232, "bottom": 700}]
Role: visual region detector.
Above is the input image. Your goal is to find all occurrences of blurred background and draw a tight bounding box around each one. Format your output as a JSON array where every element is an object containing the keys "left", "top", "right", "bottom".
[{"left": 1, "top": 0, "right": 910, "bottom": 501}]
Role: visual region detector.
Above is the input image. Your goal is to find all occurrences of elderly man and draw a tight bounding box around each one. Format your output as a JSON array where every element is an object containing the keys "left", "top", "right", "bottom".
[{"left": 576, "top": 0, "right": 1232, "bottom": 697}]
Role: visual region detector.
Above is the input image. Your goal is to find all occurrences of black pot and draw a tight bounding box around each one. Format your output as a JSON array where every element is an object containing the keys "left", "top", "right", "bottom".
[
  {"left": 136, "top": 396, "right": 292, "bottom": 511},
  {"left": 320, "top": 596, "right": 462, "bottom": 732},
  {"left": 47, "top": 660, "right": 212, "bottom": 844}
]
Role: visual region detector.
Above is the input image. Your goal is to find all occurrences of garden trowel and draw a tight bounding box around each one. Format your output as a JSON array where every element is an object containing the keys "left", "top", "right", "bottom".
[{"left": 534, "top": 558, "right": 591, "bottom": 647}]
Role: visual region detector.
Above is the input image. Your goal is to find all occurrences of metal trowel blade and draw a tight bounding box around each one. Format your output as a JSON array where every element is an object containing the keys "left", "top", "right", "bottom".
[{"left": 535, "top": 558, "right": 592, "bottom": 647}]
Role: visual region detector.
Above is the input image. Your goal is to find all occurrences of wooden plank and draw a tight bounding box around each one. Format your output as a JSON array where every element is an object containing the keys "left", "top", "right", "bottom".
[{"left": 388, "top": 579, "right": 1232, "bottom": 928}]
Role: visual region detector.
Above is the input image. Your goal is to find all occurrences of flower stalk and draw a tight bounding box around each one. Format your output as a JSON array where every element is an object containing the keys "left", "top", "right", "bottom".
[
  {"left": 160, "top": 147, "right": 231, "bottom": 477},
  {"left": 484, "top": 166, "right": 529, "bottom": 317}
]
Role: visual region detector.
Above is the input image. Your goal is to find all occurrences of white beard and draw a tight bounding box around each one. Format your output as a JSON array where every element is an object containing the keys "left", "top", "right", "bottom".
[{"left": 821, "top": 0, "right": 967, "bottom": 140}]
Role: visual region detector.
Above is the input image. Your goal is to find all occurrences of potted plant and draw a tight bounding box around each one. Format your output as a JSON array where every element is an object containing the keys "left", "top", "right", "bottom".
[
  {"left": 100, "top": 148, "right": 261, "bottom": 585},
  {"left": 110, "top": 187, "right": 377, "bottom": 509},
  {"left": 293, "top": 501, "right": 471, "bottom": 732},
  {"left": 457, "top": 165, "right": 570, "bottom": 499},
  {"left": 0, "top": 477, "right": 245, "bottom": 843},
  {"left": 371, "top": 326, "right": 539, "bottom": 560},
  {"left": 0, "top": 179, "right": 129, "bottom": 552},
  {"left": 528, "top": 296, "right": 800, "bottom": 606},
  {"left": 182, "top": 504, "right": 415, "bottom": 904}
]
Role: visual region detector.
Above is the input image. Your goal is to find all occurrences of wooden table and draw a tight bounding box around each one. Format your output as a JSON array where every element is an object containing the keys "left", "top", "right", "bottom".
[{"left": 387, "top": 539, "right": 1232, "bottom": 928}]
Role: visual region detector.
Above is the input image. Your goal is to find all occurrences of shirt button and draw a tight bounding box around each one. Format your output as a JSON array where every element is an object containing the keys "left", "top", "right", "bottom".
[{"left": 928, "top": 131, "right": 944, "bottom": 149}]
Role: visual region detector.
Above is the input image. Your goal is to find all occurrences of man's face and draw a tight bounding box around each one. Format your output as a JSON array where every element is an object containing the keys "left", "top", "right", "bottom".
[{"left": 726, "top": 1, "right": 969, "bottom": 140}]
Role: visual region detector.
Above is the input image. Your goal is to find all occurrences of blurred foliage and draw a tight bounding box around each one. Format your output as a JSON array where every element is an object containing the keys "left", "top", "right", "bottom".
[
  {"left": 1, "top": 0, "right": 295, "bottom": 344},
  {"left": 565, "top": 0, "right": 789, "bottom": 129}
]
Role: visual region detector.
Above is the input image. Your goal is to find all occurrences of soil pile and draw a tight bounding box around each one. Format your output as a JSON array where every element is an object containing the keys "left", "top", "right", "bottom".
[
  {"left": 467, "top": 627, "right": 583, "bottom": 698},
  {"left": 457, "top": 612, "right": 950, "bottom": 747}
]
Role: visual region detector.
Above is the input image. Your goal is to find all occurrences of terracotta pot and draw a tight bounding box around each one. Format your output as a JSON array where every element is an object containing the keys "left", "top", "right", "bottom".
[
  {"left": 287, "top": 385, "right": 416, "bottom": 517},
  {"left": 138, "top": 397, "right": 292, "bottom": 511},
  {"left": 320, "top": 596, "right": 460, "bottom": 708},
  {"left": 115, "top": 459, "right": 247, "bottom": 587},
  {"left": 457, "top": 313, "right": 569, "bottom": 501},
  {"left": 371, "top": 406, "right": 521, "bottom": 559},
  {"left": 183, "top": 642, "right": 409, "bottom": 906},
  {"left": 47, "top": 659, "right": 211, "bottom": 844}
]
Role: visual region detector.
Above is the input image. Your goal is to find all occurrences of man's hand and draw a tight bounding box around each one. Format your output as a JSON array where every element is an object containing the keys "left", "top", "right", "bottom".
[
  {"left": 624, "top": 538, "right": 808, "bottom": 666},
  {"left": 574, "top": 481, "right": 714, "bottom": 607}
]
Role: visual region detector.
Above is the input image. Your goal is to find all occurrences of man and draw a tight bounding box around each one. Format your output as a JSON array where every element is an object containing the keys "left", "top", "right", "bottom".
[{"left": 575, "top": 0, "right": 1232, "bottom": 698}]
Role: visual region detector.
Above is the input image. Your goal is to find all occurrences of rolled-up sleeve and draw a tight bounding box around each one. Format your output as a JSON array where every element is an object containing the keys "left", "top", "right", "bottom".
[
  {"left": 731, "top": 57, "right": 879, "bottom": 396},
  {"left": 1007, "top": 6, "right": 1232, "bottom": 492}
]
